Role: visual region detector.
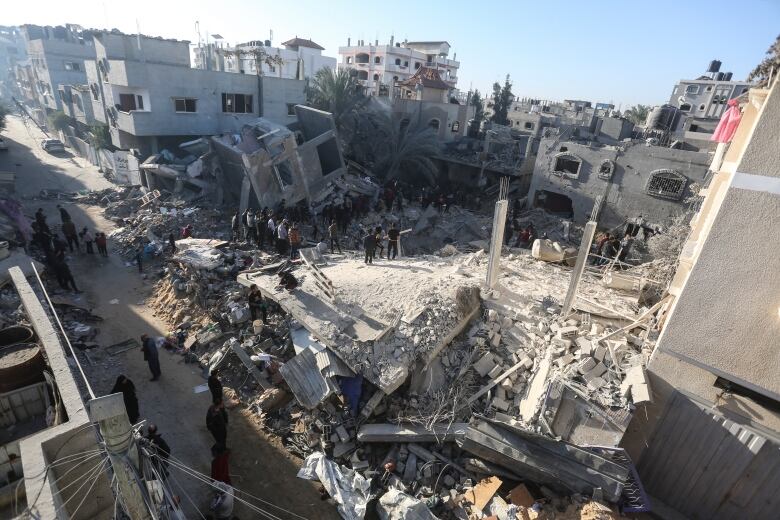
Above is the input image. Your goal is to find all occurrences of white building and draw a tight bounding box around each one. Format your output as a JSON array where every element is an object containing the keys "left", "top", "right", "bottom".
[
  {"left": 338, "top": 38, "right": 459, "bottom": 96},
  {"left": 194, "top": 37, "right": 336, "bottom": 80}
]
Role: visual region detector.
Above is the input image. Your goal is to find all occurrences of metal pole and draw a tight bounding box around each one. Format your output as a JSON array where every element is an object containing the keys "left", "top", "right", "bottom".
[{"left": 88, "top": 394, "right": 153, "bottom": 520}]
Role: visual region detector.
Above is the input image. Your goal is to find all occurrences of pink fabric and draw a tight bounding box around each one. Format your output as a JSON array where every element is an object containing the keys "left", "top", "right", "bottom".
[{"left": 711, "top": 98, "right": 742, "bottom": 143}]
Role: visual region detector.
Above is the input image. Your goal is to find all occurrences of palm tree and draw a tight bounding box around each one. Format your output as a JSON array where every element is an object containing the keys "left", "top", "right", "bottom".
[
  {"left": 623, "top": 104, "right": 651, "bottom": 126},
  {"left": 307, "top": 67, "right": 365, "bottom": 127}
]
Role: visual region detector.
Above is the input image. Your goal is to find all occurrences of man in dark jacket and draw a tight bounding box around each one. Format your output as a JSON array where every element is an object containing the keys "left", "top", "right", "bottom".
[
  {"left": 57, "top": 204, "right": 72, "bottom": 224},
  {"left": 206, "top": 397, "right": 228, "bottom": 450},
  {"left": 387, "top": 224, "right": 400, "bottom": 259},
  {"left": 61, "top": 220, "right": 79, "bottom": 252},
  {"left": 363, "top": 231, "right": 376, "bottom": 264},
  {"left": 141, "top": 334, "right": 161, "bottom": 381},
  {"left": 208, "top": 371, "right": 223, "bottom": 403}
]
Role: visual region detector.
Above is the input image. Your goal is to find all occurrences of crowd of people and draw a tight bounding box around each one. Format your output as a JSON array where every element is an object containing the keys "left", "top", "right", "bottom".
[{"left": 30, "top": 204, "right": 111, "bottom": 293}]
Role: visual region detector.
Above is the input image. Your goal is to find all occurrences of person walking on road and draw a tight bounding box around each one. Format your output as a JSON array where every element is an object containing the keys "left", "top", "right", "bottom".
[
  {"left": 57, "top": 204, "right": 72, "bottom": 224},
  {"left": 388, "top": 223, "right": 400, "bottom": 259},
  {"left": 208, "top": 370, "right": 223, "bottom": 403},
  {"left": 135, "top": 247, "right": 144, "bottom": 273},
  {"left": 206, "top": 396, "right": 228, "bottom": 450},
  {"left": 80, "top": 227, "right": 94, "bottom": 254},
  {"left": 111, "top": 374, "right": 139, "bottom": 424},
  {"left": 61, "top": 220, "right": 79, "bottom": 252},
  {"left": 141, "top": 334, "right": 161, "bottom": 381},
  {"left": 95, "top": 232, "right": 108, "bottom": 257},
  {"left": 363, "top": 231, "right": 376, "bottom": 264},
  {"left": 53, "top": 259, "right": 80, "bottom": 292}
]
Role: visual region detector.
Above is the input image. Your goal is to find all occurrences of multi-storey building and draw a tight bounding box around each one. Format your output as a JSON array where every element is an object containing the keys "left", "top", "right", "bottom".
[
  {"left": 85, "top": 32, "right": 304, "bottom": 157},
  {"left": 338, "top": 38, "right": 459, "bottom": 96},
  {"left": 0, "top": 26, "right": 27, "bottom": 98},
  {"left": 193, "top": 37, "right": 336, "bottom": 79},
  {"left": 19, "top": 24, "right": 95, "bottom": 113}
]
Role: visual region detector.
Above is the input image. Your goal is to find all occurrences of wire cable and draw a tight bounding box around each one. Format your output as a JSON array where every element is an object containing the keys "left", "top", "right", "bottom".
[
  {"left": 56, "top": 458, "right": 109, "bottom": 519},
  {"left": 31, "top": 262, "right": 96, "bottom": 399}
]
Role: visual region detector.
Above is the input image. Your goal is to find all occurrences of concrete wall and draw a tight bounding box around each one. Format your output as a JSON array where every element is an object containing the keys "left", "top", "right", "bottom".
[
  {"left": 261, "top": 76, "right": 306, "bottom": 124},
  {"left": 26, "top": 37, "right": 94, "bottom": 112},
  {"left": 95, "top": 32, "right": 189, "bottom": 66},
  {"left": 392, "top": 98, "right": 474, "bottom": 142},
  {"left": 528, "top": 137, "right": 711, "bottom": 228}
]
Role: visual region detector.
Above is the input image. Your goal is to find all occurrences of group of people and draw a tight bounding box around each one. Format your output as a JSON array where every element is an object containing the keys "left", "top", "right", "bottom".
[
  {"left": 31, "top": 205, "right": 110, "bottom": 293},
  {"left": 362, "top": 223, "right": 401, "bottom": 264},
  {"left": 593, "top": 231, "right": 635, "bottom": 265}
]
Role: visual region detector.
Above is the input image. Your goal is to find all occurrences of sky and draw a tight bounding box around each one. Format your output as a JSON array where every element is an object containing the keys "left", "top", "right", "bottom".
[{"left": 4, "top": 0, "right": 779, "bottom": 107}]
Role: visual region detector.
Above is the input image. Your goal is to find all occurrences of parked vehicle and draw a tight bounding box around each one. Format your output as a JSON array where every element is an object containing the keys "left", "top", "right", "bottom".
[{"left": 41, "top": 138, "right": 65, "bottom": 153}]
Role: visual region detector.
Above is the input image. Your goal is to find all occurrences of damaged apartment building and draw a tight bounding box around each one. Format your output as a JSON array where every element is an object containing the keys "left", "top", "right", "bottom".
[{"left": 84, "top": 31, "right": 305, "bottom": 158}]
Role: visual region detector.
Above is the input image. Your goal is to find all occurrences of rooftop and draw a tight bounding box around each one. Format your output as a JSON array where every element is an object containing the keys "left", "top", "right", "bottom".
[
  {"left": 398, "top": 66, "right": 451, "bottom": 90},
  {"left": 282, "top": 37, "right": 325, "bottom": 51}
]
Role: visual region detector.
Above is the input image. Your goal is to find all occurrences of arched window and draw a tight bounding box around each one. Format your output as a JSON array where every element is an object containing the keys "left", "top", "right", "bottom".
[
  {"left": 552, "top": 152, "right": 582, "bottom": 179},
  {"left": 679, "top": 103, "right": 692, "bottom": 112},
  {"left": 374, "top": 56, "right": 381, "bottom": 64},
  {"left": 395, "top": 58, "right": 401, "bottom": 66},
  {"left": 646, "top": 169, "right": 687, "bottom": 200},
  {"left": 357, "top": 70, "right": 368, "bottom": 80},
  {"left": 373, "top": 74, "right": 379, "bottom": 81},
  {"left": 429, "top": 119, "right": 440, "bottom": 131},
  {"left": 355, "top": 53, "right": 370, "bottom": 64}
]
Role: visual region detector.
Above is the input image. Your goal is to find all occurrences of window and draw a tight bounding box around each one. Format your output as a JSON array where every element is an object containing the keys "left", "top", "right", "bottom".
[
  {"left": 698, "top": 104, "right": 706, "bottom": 111},
  {"left": 451, "top": 120, "right": 460, "bottom": 132},
  {"left": 403, "top": 61, "right": 409, "bottom": 67},
  {"left": 221, "top": 93, "right": 253, "bottom": 113},
  {"left": 286, "top": 103, "right": 296, "bottom": 116},
  {"left": 392, "top": 76, "right": 398, "bottom": 82},
  {"left": 414, "top": 62, "right": 421, "bottom": 69},
  {"left": 524, "top": 121, "right": 535, "bottom": 130},
  {"left": 679, "top": 103, "right": 692, "bottom": 112},
  {"left": 346, "top": 57, "right": 352, "bottom": 64},
  {"left": 136, "top": 95, "right": 144, "bottom": 110},
  {"left": 355, "top": 53, "right": 370, "bottom": 64},
  {"left": 646, "top": 169, "right": 686, "bottom": 200},
  {"left": 685, "top": 84, "right": 700, "bottom": 94},
  {"left": 559, "top": 146, "right": 568, "bottom": 152},
  {"left": 373, "top": 74, "right": 379, "bottom": 81},
  {"left": 705, "top": 86, "right": 712, "bottom": 92},
  {"left": 119, "top": 93, "right": 137, "bottom": 112},
  {"left": 374, "top": 56, "right": 381, "bottom": 64},
  {"left": 357, "top": 70, "right": 368, "bottom": 80},
  {"left": 174, "top": 98, "right": 197, "bottom": 113},
  {"left": 552, "top": 152, "right": 582, "bottom": 179},
  {"left": 395, "top": 58, "right": 401, "bottom": 66},
  {"left": 64, "top": 61, "right": 80, "bottom": 71},
  {"left": 428, "top": 119, "right": 440, "bottom": 131}
]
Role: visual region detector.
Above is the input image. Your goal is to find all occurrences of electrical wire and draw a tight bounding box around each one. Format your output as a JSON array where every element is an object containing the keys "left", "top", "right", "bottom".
[
  {"left": 31, "top": 262, "right": 96, "bottom": 399},
  {"left": 55, "top": 458, "right": 109, "bottom": 519}
]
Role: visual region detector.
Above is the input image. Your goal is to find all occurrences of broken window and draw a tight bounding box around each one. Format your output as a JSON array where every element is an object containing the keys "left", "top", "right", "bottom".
[
  {"left": 346, "top": 57, "right": 352, "bottom": 64},
  {"left": 646, "top": 169, "right": 686, "bottom": 200},
  {"left": 174, "top": 98, "right": 196, "bottom": 113},
  {"left": 273, "top": 159, "right": 294, "bottom": 189},
  {"left": 598, "top": 160, "right": 614, "bottom": 180},
  {"left": 357, "top": 70, "right": 368, "bottom": 81},
  {"left": 524, "top": 121, "right": 535, "bottom": 130},
  {"left": 221, "top": 93, "right": 253, "bottom": 113},
  {"left": 392, "top": 76, "right": 398, "bottom": 82},
  {"left": 403, "top": 61, "right": 409, "bottom": 67},
  {"left": 119, "top": 93, "right": 137, "bottom": 112},
  {"left": 679, "top": 103, "right": 692, "bottom": 112},
  {"left": 317, "top": 138, "right": 342, "bottom": 175},
  {"left": 452, "top": 120, "right": 460, "bottom": 132},
  {"left": 355, "top": 53, "right": 370, "bottom": 64},
  {"left": 552, "top": 153, "right": 582, "bottom": 178},
  {"left": 286, "top": 103, "right": 296, "bottom": 116},
  {"left": 685, "top": 84, "right": 700, "bottom": 94},
  {"left": 64, "top": 61, "right": 80, "bottom": 71}
]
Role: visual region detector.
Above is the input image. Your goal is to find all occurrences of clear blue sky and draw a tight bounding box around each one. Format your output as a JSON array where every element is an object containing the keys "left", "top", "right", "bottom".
[{"left": 5, "top": 0, "right": 779, "bottom": 107}]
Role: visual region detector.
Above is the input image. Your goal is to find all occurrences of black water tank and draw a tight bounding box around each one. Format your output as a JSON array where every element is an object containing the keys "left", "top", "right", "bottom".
[
  {"left": 708, "top": 60, "right": 722, "bottom": 73},
  {"left": 724, "top": 72, "right": 733, "bottom": 81},
  {"left": 0, "top": 343, "right": 46, "bottom": 392},
  {"left": 716, "top": 72, "right": 725, "bottom": 81},
  {"left": 0, "top": 326, "right": 35, "bottom": 347}
]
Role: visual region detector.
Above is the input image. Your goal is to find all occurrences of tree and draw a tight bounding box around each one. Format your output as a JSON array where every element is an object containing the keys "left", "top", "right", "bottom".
[
  {"left": 48, "top": 111, "right": 70, "bottom": 132},
  {"left": 307, "top": 67, "right": 365, "bottom": 130},
  {"left": 623, "top": 104, "right": 651, "bottom": 126},
  {"left": 748, "top": 34, "right": 780, "bottom": 88},
  {"left": 470, "top": 90, "right": 485, "bottom": 122},
  {"left": 369, "top": 109, "right": 440, "bottom": 185},
  {"left": 88, "top": 124, "right": 112, "bottom": 149},
  {"left": 0, "top": 104, "right": 9, "bottom": 132},
  {"left": 490, "top": 75, "right": 513, "bottom": 126}
]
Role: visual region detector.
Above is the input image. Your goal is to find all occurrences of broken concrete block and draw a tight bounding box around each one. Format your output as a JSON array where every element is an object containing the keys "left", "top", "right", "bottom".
[
  {"left": 557, "top": 326, "right": 578, "bottom": 339},
  {"left": 631, "top": 383, "right": 652, "bottom": 403},
  {"left": 464, "top": 476, "right": 503, "bottom": 511},
  {"left": 473, "top": 353, "right": 497, "bottom": 377},
  {"left": 556, "top": 353, "right": 574, "bottom": 368},
  {"left": 578, "top": 358, "right": 597, "bottom": 374},
  {"left": 333, "top": 441, "right": 355, "bottom": 458},
  {"left": 507, "top": 483, "right": 535, "bottom": 507},
  {"left": 490, "top": 333, "right": 502, "bottom": 348},
  {"left": 495, "top": 386, "right": 507, "bottom": 401},
  {"left": 500, "top": 378, "right": 514, "bottom": 391},
  {"left": 487, "top": 309, "right": 498, "bottom": 322},
  {"left": 491, "top": 397, "right": 511, "bottom": 412},
  {"left": 585, "top": 362, "right": 608, "bottom": 379},
  {"left": 593, "top": 345, "right": 607, "bottom": 362},
  {"left": 520, "top": 356, "right": 534, "bottom": 370},
  {"left": 575, "top": 337, "right": 592, "bottom": 354},
  {"left": 335, "top": 425, "right": 350, "bottom": 442},
  {"left": 487, "top": 365, "right": 504, "bottom": 379},
  {"left": 586, "top": 377, "right": 607, "bottom": 390}
]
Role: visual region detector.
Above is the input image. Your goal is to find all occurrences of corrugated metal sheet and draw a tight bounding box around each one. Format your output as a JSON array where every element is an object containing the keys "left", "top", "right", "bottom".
[
  {"left": 638, "top": 393, "right": 780, "bottom": 519},
  {"left": 280, "top": 347, "right": 355, "bottom": 409}
]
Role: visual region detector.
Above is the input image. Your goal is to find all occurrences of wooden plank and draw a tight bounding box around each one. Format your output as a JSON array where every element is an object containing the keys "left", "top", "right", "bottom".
[
  {"left": 464, "top": 476, "right": 502, "bottom": 511},
  {"left": 714, "top": 443, "right": 780, "bottom": 517}
]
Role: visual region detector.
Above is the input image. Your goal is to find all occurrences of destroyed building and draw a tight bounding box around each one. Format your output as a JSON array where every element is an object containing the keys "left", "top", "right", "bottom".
[
  {"left": 528, "top": 133, "right": 711, "bottom": 228},
  {"left": 620, "top": 78, "right": 780, "bottom": 519},
  {"left": 210, "top": 105, "right": 347, "bottom": 210}
]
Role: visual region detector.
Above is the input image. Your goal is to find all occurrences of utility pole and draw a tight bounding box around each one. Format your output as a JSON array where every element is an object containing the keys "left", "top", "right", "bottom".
[{"left": 88, "top": 394, "right": 153, "bottom": 520}]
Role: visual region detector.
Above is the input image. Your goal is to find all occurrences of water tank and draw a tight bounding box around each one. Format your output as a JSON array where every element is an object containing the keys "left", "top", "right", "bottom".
[
  {"left": 0, "top": 326, "right": 36, "bottom": 347},
  {"left": 724, "top": 72, "right": 733, "bottom": 81},
  {"left": 716, "top": 72, "right": 725, "bottom": 81},
  {"left": 0, "top": 343, "right": 46, "bottom": 392},
  {"left": 646, "top": 105, "right": 678, "bottom": 130},
  {"left": 708, "top": 60, "right": 722, "bottom": 73}
]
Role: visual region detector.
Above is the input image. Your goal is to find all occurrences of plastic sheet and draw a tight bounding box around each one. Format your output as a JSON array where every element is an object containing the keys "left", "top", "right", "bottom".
[
  {"left": 376, "top": 489, "right": 438, "bottom": 520},
  {"left": 297, "top": 451, "right": 371, "bottom": 520}
]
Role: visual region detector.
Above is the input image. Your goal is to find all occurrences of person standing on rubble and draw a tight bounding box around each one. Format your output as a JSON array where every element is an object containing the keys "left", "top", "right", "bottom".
[
  {"left": 35, "top": 208, "right": 50, "bottom": 235},
  {"left": 288, "top": 222, "right": 301, "bottom": 259},
  {"left": 61, "top": 219, "right": 79, "bottom": 253},
  {"left": 231, "top": 211, "right": 240, "bottom": 242},
  {"left": 388, "top": 223, "right": 400, "bottom": 259},
  {"left": 246, "top": 210, "right": 257, "bottom": 243},
  {"left": 276, "top": 219, "right": 289, "bottom": 255},
  {"left": 374, "top": 226, "right": 386, "bottom": 259},
  {"left": 257, "top": 209, "right": 268, "bottom": 248},
  {"left": 206, "top": 396, "right": 229, "bottom": 450},
  {"left": 328, "top": 219, "right": 342, "bottom": 254},
  {"left": 141, "top": 333, "right": 161, "bottom": 381},
  {"left": 363, "top": 230, "right": 376, "bottom": 264},
  {"left": 267, "top": 212, "right": 276, "bottom": 244}
]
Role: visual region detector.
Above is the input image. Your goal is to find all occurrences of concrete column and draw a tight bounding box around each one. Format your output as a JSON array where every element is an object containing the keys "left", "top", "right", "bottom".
[
  {"left": 88, "top": 394, "right": 152, "bottom": 520},
  {"left": 486, "top": 200, "right": 508, "bottom": 288},
  {"left": 239, "top": 176, "right": 251, "bottom": 213},
  {"left": 560, "top": 220, "right": 598, "bottom": 317}
]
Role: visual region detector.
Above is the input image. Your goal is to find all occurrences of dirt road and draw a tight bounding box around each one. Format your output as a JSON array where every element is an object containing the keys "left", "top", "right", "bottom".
[{"left": 0, "top": 115, "right": 339, "bottom": 519}]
